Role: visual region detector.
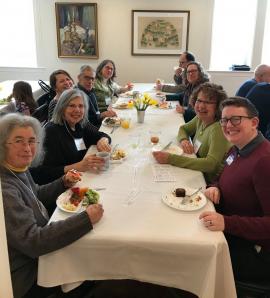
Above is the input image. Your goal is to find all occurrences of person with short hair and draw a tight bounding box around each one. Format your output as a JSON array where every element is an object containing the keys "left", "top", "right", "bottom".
[
  {"left": 30, "top": 88, "right": 111, "bottom": 185},
  {"left": 153, "top": 83, "right": 231, "bottom": 183},
  {"left": 235, "top": 64, "right": 270, "bottom": 97},
  {"left": 157, "top": 51, "right": 196, "bottom": 93},
  {"left": 0, "top": 113, "right": 103, "bottom": 298},
  {"left": 94, "top": 59, "right": 133, "bottom": 112},
  {"left": 200, "top": 97, "right": 270, "bottom": 281},
  {"left": 47, "top": 69, "right": 74, "bottom": 120},
  {"left": 77, "top": 65, "right": 117, "bottom": 127}
]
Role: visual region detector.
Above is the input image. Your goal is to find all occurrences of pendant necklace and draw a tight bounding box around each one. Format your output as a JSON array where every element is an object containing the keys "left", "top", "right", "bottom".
[
  {"left": 6, "top": 167, "right": 48, "bottom": 219},
  {"left": 199, "top": 124, "right": 206, "bottom": 136}
]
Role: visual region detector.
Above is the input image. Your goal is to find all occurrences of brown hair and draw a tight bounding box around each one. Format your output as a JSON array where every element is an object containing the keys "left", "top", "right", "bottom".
[
  {"left": 220, "top": 96, "right": 259, "bottom": 118},
  {"left": 190, "top": 82, "right": 228, "bottom": 120},
  {"left": 12, "top": 81, "right": 37, "bottom": 114},
  {"left": 49, "top": 69, "right": 73, "bottom": 90}
]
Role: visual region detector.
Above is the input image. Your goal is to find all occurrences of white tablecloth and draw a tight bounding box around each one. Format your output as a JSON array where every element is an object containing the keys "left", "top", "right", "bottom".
[{"left": 38, "top": 87, "right": 236, "bottom": 298}]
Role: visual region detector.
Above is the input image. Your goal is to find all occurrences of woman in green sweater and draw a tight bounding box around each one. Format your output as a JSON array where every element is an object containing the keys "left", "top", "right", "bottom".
[{"left": 153, "top": 82, "right": 231, "bottom": 183}]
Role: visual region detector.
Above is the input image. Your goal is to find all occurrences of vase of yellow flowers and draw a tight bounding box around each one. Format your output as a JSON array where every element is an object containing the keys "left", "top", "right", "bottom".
[{"left": 133, "top": 93, "right": 157, "bottom": 123}]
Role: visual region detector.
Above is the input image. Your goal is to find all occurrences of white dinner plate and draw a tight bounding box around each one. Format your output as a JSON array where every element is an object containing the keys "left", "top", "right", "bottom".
[
  {"left": 56, "top": 189, "right": 83, "bottom": 213},
  {"left": 112, "top": 103, "right": 129, "bottom": 110},
  {"left": 102, "top": 117, "right": 121, "bottom": 127},
  {"left": 162, "top": 187, "right": 207, "bottom": 211},
  {"left": 164, "top": 145, "right": 183, "bottom": 155}
]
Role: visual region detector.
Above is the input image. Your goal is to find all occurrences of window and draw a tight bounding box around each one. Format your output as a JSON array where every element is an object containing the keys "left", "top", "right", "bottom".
[
  {"left": 0, "top": 1, "right": 37, "bottom": 67},
  {"left": 262, "top": 0, "right": 270, "bottom": 64},
  {"left": 210, "top": 0, "right": 257, "bottom": 70}
]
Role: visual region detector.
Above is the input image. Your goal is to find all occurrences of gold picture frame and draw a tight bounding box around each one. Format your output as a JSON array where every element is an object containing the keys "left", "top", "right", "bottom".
[
  {"left": 55, "top": 2, "right": 98, "bottom": 59},
  {"left": 132, "top": 10, "right": 190, "bottom": 56}
]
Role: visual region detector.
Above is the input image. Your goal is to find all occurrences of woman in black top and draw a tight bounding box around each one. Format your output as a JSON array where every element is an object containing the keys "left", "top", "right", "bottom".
[{"left": 31, "top": 89, "right": 111, "bottom": 184}]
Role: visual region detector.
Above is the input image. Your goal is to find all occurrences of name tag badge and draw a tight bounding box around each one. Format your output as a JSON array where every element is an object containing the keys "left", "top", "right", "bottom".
[
  {"left": 74, "top": 138, "right": 86, "bottom": 151},
  {"left": 226, "top": 154, "right": 234, "bottom": 165},
  {"left": 193, "top": 139, "right": 202, "bottom": 154},
  {"left": 105, "top": 97, "right": 111, "bottom": 105}
]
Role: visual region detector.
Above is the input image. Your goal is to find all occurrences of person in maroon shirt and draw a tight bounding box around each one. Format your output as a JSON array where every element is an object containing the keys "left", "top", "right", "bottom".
[{"left": 199, "top": 97, "right": 270, "bottom": 281}]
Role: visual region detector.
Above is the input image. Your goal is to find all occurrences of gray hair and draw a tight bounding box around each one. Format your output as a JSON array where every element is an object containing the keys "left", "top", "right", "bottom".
[
  {"left": 79, "top": 65, "right": 95, "bottom": 76},
  {"left": 51, "top": 88, "right": 89, "bottom": 127},
  {"left": 0, "top": 113, "right": 44, "bottom": 166}
]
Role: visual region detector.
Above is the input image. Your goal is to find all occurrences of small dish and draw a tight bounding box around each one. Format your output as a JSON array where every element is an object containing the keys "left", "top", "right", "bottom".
[{"left": 162, "top": 187, "right": 207, "bottom": 211}]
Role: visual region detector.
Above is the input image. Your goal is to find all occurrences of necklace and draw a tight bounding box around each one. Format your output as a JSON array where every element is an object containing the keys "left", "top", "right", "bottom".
[
  {"left": 6, "top": 167, "right": 48, "bottom": 219},
  {"left": 199, "top": 124, "right": 206, "bottom": 136}
]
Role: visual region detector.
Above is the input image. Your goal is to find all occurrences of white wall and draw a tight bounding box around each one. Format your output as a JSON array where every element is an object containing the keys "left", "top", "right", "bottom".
[{"left": 0, "top": 0, "right": 255, "bottom": 95}]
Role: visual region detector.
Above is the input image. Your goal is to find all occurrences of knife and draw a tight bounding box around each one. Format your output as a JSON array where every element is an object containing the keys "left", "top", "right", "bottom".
[
  {"left": 161, "top": 141, "right": 172, "bottom": 151},
  {"left": 111, "top": 143, "right": 119, "bottom": 154}
]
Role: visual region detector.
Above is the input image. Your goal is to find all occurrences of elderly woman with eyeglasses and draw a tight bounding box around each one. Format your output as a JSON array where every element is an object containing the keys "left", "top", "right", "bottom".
[
  {"left": 0, "top": 113, "right": 103, "bottom": 298},
  {"left": 94, "top": 59, "right": 133, "bottom": 112},
  {"left": 176, "top": 61, "right": 210, "bottom": 122},
  {"left": 30, "top": 89, "right": 111, "bottom": 185},
  {"left": 153, "top": 83, "right": 231, "bottom": 183}
]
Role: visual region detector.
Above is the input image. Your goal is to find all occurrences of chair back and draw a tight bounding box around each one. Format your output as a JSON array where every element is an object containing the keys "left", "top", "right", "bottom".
[{"left": 32, "top": 103, "right": 49, "bottom": 125}]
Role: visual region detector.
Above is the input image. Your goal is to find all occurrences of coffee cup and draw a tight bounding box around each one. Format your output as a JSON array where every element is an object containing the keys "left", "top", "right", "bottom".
[{"left": 96, "top": 152, "right": 110, "bottom": 171}]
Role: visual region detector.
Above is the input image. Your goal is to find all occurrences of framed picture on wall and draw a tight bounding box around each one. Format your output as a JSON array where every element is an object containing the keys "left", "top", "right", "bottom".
[
  {"left": 132, "top": 10, "right": 190, "bottom": 56},
  {"left": 55, "top": 2, "right": 98, "bottom": 58}
]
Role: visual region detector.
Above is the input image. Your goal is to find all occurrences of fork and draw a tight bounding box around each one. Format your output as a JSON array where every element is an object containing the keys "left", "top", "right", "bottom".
[
  {"left": 181, "top": 187, "right": 202, "bottom": 205},
  {"left": 110, "top": 124, "right": 116, "bottom": 134}
]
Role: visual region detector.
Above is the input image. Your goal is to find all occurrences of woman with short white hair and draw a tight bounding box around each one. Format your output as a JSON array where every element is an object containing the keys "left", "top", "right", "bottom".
[{"left": 0, "top": 113, "right": 103, "bottom": 297}]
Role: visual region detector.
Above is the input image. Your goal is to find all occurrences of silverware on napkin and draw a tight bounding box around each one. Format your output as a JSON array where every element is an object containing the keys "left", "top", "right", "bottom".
[
  {"left": 181, "top": 187, "right": 202, "bottom": 205},
  {"left": 161, "top": 141, "right": 173, "bottom": 151}
]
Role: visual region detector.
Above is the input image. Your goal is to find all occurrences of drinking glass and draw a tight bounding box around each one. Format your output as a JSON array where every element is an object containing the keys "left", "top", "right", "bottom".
[{"left": 149, "top": 130, "right": 161, "bottom": 145}]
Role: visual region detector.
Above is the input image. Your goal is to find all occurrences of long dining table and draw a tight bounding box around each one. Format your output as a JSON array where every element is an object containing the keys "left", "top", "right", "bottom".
[{"left": 38, "top": 84, "right": 237, "bottom": 298}]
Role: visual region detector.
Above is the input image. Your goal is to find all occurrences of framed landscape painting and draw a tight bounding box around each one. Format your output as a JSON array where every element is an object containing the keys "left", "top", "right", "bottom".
[
  {"left": 132, "top": 10, "right": 190, "bottom": 56},
  {"left": 55, "top": 2, "right": 98, "bottom": 58}
]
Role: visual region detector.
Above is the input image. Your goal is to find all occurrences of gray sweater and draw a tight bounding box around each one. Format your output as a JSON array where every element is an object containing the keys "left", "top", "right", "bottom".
[{"left": 0, "top": 166, "right": 93, "bottom": 298}]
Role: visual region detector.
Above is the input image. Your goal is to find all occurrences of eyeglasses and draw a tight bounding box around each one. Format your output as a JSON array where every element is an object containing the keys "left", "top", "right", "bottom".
[
  {"left": 83, "top": 76, "right": 95, "bottom": 81},
  {"left": 67, "top": 104, "right": 85, "bottom": 110},
  {"left": 219, "top": 116, "right": 253, "bottom": 127},
  {"left": 6, "top": 138, "right": 39, "bottom": 148},
  {"left": 196, "top": 99, "right": 216, "bottom": 105},
  {"left": 187, "top": 69, "right": 198, "bottom": 74},
  {"left": 179, "top": 61, "right": 187, "bottom": 65},
  {"left": 105, "top": 66, "right": 114, "bottom": 71}
]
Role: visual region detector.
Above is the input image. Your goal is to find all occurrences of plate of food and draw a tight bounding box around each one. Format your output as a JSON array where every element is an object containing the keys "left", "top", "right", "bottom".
[
  {"left": 102, "top": 117, "right": 121, "bottom": 127},
  {"left": 164, "top": 144, "right": 183, "bottom": 156},
  {"left": 111, "top": 148, "right": 127, "bottom": 163},
  {"left": 162, "top": 187, "right": 207, "bottom": 211},
  {"left": 120, "top": 91, "right": 133, "bottom": 98},
  {"left": 112, "top": 103, "right": 129, "bottom": 109},
  {"left": 57, "top": 187, "right": 100, "bottom": 213}
]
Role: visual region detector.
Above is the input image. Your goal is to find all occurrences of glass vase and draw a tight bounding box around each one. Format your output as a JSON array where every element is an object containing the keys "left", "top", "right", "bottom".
[{"left": 137, "top": 110, "right": 145, "bottom": 123}]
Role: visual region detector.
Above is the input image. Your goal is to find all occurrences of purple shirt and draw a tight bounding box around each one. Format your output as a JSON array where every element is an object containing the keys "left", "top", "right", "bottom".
[{"left": 217, "top": 137, "right": 270, "bottom": 251}]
